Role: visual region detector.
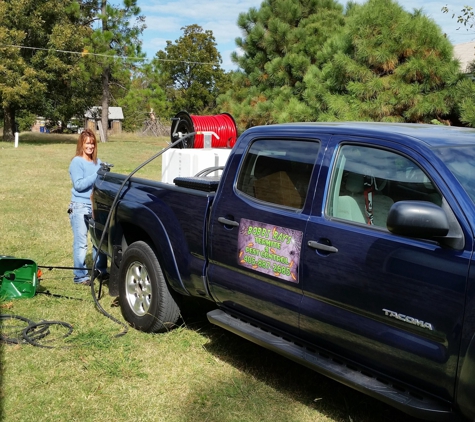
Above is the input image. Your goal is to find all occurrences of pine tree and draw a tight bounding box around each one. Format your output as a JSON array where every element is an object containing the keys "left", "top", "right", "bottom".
[
  {"left": 304, "top": 0, "right": 466, "bottom": 124},
  {"left": 80, "top": 0, "right": 145, "bottom": 141},
  {"left": 442, "top": 4, "right": 475, "bottom": 126},
  {"left": 218, "top": 0, "right": 345, "bottom": 129}
]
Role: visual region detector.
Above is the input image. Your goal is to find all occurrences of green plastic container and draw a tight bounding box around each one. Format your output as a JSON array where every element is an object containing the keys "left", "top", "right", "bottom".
[{"left": 0, "top": 256, "right": 39, "bottom": 299}]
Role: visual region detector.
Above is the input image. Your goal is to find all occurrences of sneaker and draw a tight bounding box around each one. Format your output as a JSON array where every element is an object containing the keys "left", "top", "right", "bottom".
[{"left": 78, "top": 279, "right": 91, "bottom": 286}]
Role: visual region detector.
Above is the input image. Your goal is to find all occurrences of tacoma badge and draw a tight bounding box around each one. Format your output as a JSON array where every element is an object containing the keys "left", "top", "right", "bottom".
[{"left": 382, "top": 309, "right": 434, "bottom": 331}]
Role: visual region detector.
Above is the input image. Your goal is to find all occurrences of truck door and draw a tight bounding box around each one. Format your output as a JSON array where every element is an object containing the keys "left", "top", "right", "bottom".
[
  {"left": 300, "top": 138, "right": 471, "bottom": 402},
  {"left": 207, "top": 135, "right": 324, "bottom": 335}
]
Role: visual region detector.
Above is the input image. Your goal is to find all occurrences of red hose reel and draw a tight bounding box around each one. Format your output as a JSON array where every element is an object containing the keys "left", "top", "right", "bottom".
[{"left": 171, "top": 111, "right": 237, "bottom": 149}]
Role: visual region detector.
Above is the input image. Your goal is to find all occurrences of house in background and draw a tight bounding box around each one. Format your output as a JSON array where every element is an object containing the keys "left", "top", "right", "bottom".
[
  {"left": 31, "top": 117, "right": 48, "bottom": 133},
  {"left": 84, "top": 106, "right": 124, "bottom": 135},
  {"left": 454, "top": 41, "right": 475, "bottom": 75}
]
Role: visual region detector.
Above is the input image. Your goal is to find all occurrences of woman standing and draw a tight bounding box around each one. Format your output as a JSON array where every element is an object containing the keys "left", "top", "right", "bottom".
[{"left": 68, "top": 129, "right": 107, "bottom": 285}]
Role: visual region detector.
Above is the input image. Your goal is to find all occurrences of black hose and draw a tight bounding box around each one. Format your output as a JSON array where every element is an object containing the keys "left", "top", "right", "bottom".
[
  {"left": 89, "top": 132, "right": 196, "bottom": 337},
  {"left": 0, "top": 314, "right": 72, "bottom": 348},
  {"left": 3, "top": 136, "right": 194, "bottom": 344},
  {"left": 36, "top": 290, "right": 85, "bottom": 301},
  {"left": 39, "top": 265, "right": 92, "bottom": 271},
  {"left": 22, "top": 321, "right": 73, "bottom": 349},
  {"left": 0, "top": 314, "right": 35, "bottom": 344}
]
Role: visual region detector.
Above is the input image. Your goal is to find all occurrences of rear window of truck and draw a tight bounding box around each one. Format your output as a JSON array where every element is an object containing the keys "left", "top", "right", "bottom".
[{"left": 236, "top": 139, "right": 320, "bottom": 209}]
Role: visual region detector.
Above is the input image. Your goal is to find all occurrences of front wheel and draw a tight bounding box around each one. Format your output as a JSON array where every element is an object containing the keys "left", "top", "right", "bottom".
[{"left": 118, "top": 241, "right": 180, "bottom": 333}]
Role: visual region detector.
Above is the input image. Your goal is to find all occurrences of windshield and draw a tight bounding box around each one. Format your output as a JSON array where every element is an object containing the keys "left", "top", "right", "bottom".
[{"left": 433, "top": 145, "right": 475, "bottom": 203}]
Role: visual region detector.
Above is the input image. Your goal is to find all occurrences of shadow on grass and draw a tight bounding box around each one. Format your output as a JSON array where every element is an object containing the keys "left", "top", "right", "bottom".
[
  {"left": 178, "top": 300, "right": 426, "bottom": 422},
  {"left": 11, "top": 132, "right": 78, "bottom": 145},
  {"left": 3, "top": 132, "right": 170, "bottom": 146}
]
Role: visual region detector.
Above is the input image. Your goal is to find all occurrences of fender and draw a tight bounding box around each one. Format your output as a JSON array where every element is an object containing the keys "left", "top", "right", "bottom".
[
  {"left": 456, "top": 331, "right": 475, "bottom": 421},
  {"left": 112, "top": 199, "right": 190, "bottom": 296}
]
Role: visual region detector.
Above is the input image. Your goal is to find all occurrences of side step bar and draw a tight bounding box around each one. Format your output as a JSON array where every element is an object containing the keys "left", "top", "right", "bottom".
[{"left": 207, "top": 309, "right": 453, "bottom": 421}]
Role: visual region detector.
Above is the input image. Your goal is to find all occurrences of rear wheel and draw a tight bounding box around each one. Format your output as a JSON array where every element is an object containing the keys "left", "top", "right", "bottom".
[{"left": 118, "top": 241, "right": 180, "bottom": 333}]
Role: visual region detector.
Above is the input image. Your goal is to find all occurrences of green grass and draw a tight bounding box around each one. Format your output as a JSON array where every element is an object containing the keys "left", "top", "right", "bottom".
[{"left": 0, "top": 133, "right": 421, "bottom": 422}]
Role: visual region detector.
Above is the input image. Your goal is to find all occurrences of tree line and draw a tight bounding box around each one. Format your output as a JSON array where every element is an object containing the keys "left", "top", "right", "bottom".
[
  {"left": 220, "top": 0, "right": 475, "bottom": 130},
  {"left": 1, "top": 0, "right": 474, "bottom": 143}
]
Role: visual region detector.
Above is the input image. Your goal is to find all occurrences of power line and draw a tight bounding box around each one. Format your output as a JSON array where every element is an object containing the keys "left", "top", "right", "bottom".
[{"left": 0, "top": 44, "right": 219, "bottom": 66}]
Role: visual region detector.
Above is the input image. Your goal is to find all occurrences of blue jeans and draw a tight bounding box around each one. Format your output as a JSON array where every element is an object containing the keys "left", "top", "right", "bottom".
[{"left": 69, "top": 202, "right": 107, "bottom": 283}]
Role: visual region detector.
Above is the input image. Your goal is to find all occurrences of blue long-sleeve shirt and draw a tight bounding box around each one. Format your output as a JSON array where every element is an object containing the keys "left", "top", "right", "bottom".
[{"left": 69, "top": 156, "right": 102, "bottom": 204}]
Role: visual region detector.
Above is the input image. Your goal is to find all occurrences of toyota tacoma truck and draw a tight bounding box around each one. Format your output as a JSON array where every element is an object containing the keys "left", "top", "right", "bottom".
[{"left": 89, "top": 122, "right": 475, "bottom": 421}]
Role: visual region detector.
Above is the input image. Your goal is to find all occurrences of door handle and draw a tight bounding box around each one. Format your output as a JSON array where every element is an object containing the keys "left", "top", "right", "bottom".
[
  {"left": 308, "top": 240, "right": 338, "bottom": 253},
  {"left": 218, "top": 217, "right": 239, "bottom": 227}
]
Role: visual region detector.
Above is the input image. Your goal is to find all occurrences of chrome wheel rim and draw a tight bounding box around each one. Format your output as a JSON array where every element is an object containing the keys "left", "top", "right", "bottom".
[{"left": 125, "top": 261, "right": 152, "bottom": 316}]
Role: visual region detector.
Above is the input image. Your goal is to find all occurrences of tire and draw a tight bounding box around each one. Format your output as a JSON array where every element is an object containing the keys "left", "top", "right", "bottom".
[{"left": 118, "top": 241, "right": 180, "bottom": 333}]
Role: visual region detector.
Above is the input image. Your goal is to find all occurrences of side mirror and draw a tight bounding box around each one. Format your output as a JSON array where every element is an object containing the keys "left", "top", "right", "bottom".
[{"left": 387, "top": 201, "right": 449, "bottom": 239}]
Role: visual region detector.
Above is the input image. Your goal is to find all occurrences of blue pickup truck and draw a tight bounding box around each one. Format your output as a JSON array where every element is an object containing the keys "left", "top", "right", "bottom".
[{"left": 90, "top": 122, "right": 475, "bottom": 421}]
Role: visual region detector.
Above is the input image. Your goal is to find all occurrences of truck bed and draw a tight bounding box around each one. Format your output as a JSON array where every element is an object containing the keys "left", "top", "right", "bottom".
[{"left": 91, "top": 170, "right": 216, "bottom": 298}]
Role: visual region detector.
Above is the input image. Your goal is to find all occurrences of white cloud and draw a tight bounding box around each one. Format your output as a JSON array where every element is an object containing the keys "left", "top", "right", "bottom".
[
  {"left": 144, "top": 15, "right": 182, "bottom": 33},
  {"left": 141, "top": 0, "right": 260, "bottom": 19},
  {"left": 143, "top": 37, "right": 169, "bottom": 56},
  {"left": 220, "top": 48, "right": 240, "bottom": 71}
]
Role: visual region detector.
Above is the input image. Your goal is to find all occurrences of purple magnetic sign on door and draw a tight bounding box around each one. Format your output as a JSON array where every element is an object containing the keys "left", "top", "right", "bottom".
[{"left": 237, "top": 218, "right": 303, "bottom": 283}]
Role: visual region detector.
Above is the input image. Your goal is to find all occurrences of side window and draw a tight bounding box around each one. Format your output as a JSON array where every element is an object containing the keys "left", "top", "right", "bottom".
[
  {"left": 236, "top": 139, "right": 320, "bottom": 209},
  {"left": 328, "top": 145, "right": 442, "bottom": 227}
]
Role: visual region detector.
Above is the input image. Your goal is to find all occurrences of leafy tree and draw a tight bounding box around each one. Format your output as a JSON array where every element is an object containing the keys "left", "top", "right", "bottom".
[
  {"left": 0, "top": 0, "right": 90, "bottom": 141},
  {"left": 117, "top": 64, "right": 167, "bottom": 132},
  {"left": 304, "top": 0, "right": 467, "bottom": 124},
  {"left": 217, "top": 0, "right": 345, "bottom": 129},
  {"left": 16, "top": 111, "right": 37, "bottom": 132},
  {"left": 153, "top": 24, "right": 231, "bottom": 116},
  {"left": 442, "top": 5, "right": 475, "bottom": 31},
  {"left": 78, "top": 0, "right": 145, "bottom": 141}
]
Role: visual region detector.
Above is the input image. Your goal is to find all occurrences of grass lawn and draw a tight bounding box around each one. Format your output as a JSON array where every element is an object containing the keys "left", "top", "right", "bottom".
[{"left": 0, "top": 132, "right": 423, "bottom": 422}]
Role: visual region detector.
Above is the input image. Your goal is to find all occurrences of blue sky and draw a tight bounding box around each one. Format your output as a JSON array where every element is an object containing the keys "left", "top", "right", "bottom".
[{"left": 137, "top": 0, "right": 475, "bottom": 71}]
